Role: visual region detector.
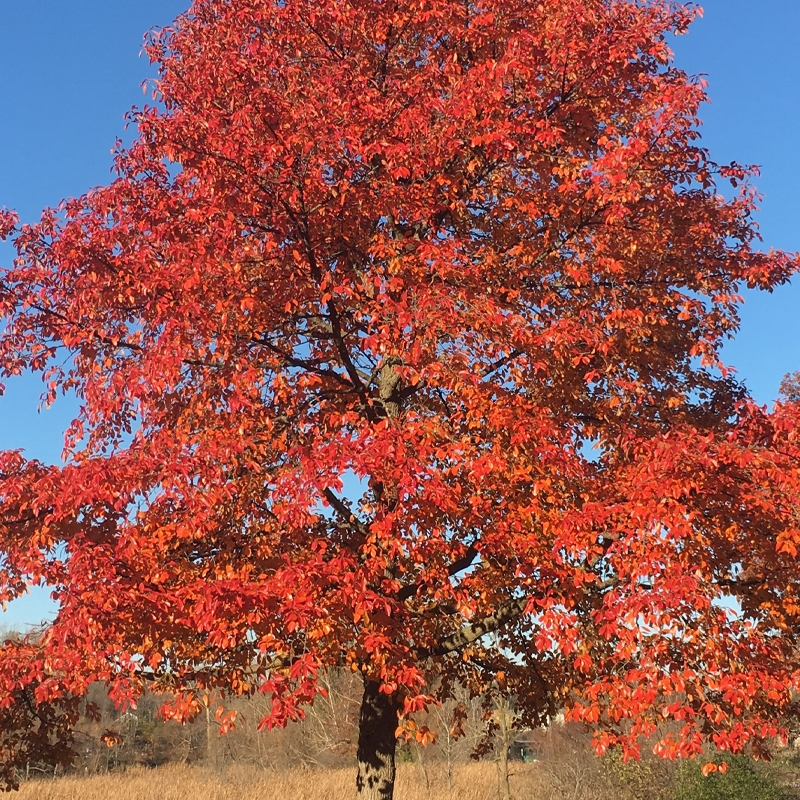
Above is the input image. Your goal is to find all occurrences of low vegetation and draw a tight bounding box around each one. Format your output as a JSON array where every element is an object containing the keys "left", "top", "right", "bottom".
[
  {"left": 8, "top": 669, "right": 800, "bottom": 800},
  {"left": 15, "top": 753, "right": 800, "bottom": 800},
  {"left": 16, "top": 763, "right": 529, "bottom": 800}
]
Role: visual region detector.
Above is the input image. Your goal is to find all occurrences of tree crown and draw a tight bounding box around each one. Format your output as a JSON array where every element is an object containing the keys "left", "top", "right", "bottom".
[{"left": 0, "top": 0, "right": 799, "bottom": 788}]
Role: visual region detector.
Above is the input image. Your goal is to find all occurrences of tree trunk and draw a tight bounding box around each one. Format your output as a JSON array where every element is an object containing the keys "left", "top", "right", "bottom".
[
  {"left": 205, "top": 704, "right": 213, "bottom": 763},
  {"left": 356, "top": 679, "right": 400, "bottom": 800},
  {"left": 497, "top": 746, "right": 512, "bottom": 800}
]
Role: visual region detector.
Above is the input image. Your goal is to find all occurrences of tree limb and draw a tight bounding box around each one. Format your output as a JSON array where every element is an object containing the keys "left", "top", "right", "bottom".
[
  {"left": 397, "top": 541, "right": 481, "bottom": 602},
  {"left": 420, "top": 596, "right": 528, "bottom": 658}
]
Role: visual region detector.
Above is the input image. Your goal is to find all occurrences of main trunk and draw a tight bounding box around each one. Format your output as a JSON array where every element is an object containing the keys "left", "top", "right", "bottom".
[{"left": 356, "top": 679, "right": 400, "bottom": 800}]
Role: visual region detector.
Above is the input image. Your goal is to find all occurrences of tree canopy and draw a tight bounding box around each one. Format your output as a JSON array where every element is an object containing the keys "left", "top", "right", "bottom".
[{"left": 1, "top": 0, "right": 799, "bottom": 797}]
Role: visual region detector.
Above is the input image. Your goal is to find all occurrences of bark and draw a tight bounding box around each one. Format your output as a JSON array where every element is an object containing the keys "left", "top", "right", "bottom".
[
  {"left": 378, "top": 357, "right": 402, "bottom": 420},
  {"left": 419, "top": 596, "right": 528, "bottom": 658},
  {"left": 356, "top": 679, "right": 400, "bottom": 800}
]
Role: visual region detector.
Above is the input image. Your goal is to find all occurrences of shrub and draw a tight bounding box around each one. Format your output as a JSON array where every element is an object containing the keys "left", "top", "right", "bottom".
[{"left": 673, "top": 755, "right": 790, "bottom": 800}]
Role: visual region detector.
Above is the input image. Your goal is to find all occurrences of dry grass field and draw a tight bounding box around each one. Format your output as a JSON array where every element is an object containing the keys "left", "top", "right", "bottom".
[{"left": 16, "top": 762, "right": 551, "bottom": 800}]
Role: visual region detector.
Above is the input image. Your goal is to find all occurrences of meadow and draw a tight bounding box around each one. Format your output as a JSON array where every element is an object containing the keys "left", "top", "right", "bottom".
[
  {"left": 15, "top": 747, "right": 800, "bottom": 800},
  {"left": 15, "top": 762, "right": 572, "bottom": 800}
]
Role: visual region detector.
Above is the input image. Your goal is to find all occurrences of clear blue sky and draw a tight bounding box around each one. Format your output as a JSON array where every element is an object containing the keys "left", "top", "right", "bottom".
[{"left": 0, "top": 1, "right": 798, "bottom": 628}]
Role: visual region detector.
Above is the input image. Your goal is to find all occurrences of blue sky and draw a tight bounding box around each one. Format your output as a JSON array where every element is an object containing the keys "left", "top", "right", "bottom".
[
  {"left": 0, "top": 1, "right": 187, "bottom": 628},
  {"left": 672, "top": 0, "right": 800, "bottom": 399},
  {"left": 0, "top": 0, "right": 798, "bottom": 628}
]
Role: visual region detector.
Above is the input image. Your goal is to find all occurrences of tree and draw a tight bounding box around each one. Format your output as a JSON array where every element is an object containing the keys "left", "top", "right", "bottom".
[
  {"left": 1, "top": 0, "right": 799, "bottom": 797},
  {"left": 779, "top": 372, "right": 800, "bottom": 404}
]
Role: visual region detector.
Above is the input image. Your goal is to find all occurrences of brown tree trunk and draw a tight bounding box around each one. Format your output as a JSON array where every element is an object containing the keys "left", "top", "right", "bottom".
[{"left": 356, "top": 679, "right": 400, "bottom": 800}]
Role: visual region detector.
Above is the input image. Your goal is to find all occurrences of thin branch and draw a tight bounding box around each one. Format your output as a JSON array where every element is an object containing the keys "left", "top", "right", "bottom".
[
  {"left": 397, "top": 541, "right": 481, "bottom": 602},
  {"left": 481, "top": 350, "right": 522, "bottom": 380},
  {"left": 251, "top": 338, "right": 355, "bottom": 388},
  {"left": 322, "top": 488, "right": 370, "bottom": 541}
]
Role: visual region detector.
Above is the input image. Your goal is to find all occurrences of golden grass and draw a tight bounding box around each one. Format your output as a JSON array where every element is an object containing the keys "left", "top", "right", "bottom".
[{"left": 17, "top": 762, "right": 545, "bottom": 800}]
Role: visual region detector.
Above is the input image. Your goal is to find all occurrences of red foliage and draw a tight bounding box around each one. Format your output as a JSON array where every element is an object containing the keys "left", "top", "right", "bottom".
[{"left": 1, "top": 0, "right": 799, "bottom": 785}]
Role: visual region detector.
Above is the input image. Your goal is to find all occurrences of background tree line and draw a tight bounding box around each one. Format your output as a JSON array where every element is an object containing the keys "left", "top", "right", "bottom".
[{"left": 5, "top": 638, "right": 797, "bottom": 800}]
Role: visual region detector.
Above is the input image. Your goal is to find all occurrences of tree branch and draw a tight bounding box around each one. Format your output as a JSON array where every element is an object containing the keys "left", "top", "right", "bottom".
[
  {"left": 481, "top": 350, "right": 522, "bottom": 380},
  {"left": 397, "top": 542, "right": 481, "bottom": 602},
  {"left": 420, "top": 596, "right": 528, "bottom": 658},
  {"left": 322, "top": 488, "right": 369, "bottom": 541}
]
